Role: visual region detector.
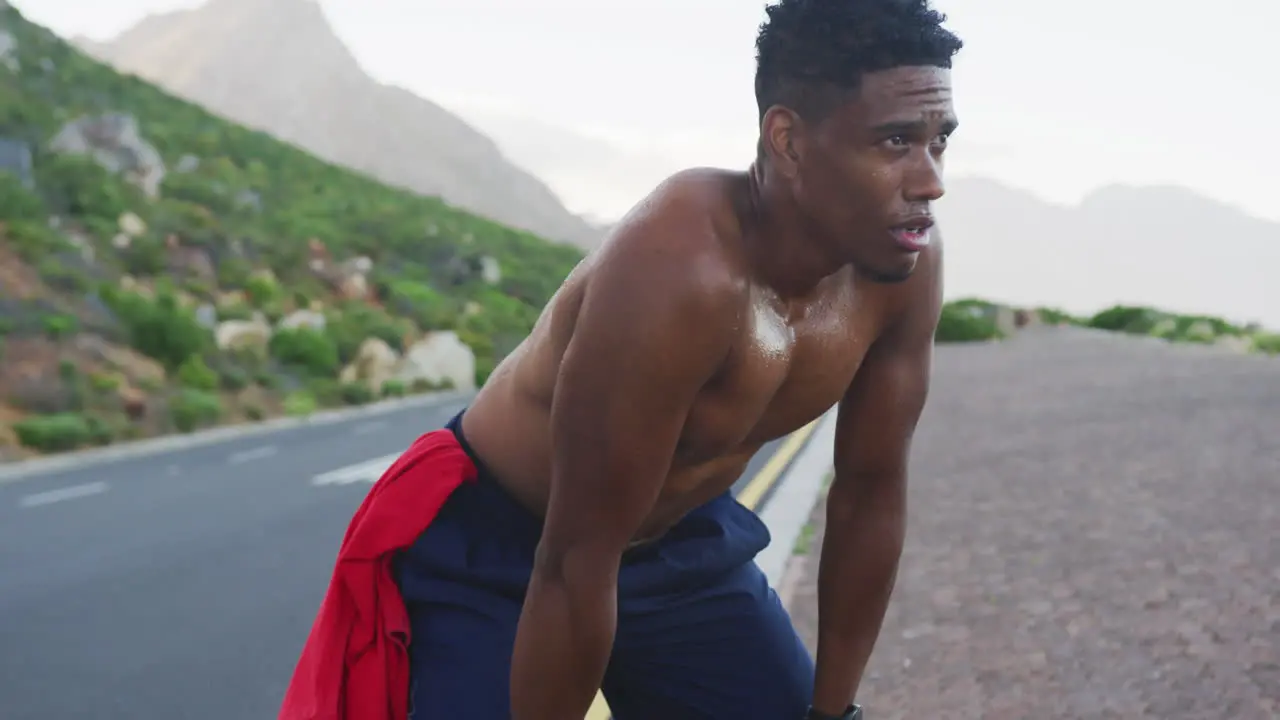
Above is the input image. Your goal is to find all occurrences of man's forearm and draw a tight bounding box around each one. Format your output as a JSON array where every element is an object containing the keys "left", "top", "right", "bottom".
[
  {"left": 510, "top": 552, "right": 617, "bottom": 720},
  {"left": 810, "top": 478, "right": 907, "bottom": 714}
]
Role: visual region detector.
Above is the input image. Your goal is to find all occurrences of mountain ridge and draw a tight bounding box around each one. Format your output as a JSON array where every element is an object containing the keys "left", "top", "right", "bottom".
[{"left": 75, "top": 0, "right": 602, "bottom": 249}]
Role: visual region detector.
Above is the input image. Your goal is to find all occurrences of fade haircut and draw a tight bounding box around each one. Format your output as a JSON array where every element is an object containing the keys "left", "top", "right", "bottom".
[{"left": 754, "top": 0, "right": 964, "bottom": 122}]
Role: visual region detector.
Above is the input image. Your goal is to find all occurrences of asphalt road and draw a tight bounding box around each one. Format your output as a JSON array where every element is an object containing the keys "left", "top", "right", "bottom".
[{"left": 0, "top": 396, "right": 787, "bottom": 720}]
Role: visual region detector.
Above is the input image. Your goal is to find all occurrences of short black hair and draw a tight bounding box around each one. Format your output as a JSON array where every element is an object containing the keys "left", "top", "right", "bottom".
[{"left": 754, "top": 0, "right": 964, "bottom": 122}]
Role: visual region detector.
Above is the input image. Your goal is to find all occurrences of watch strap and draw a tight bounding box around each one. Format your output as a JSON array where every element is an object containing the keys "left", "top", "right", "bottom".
[{"left": 805, "top": 703, "right": 862, "bottom": 720}]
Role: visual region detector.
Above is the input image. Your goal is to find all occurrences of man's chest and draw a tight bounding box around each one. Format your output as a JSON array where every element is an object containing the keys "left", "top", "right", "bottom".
[{"left": 680, "top": 284, "right": 884, "bottom": 456}]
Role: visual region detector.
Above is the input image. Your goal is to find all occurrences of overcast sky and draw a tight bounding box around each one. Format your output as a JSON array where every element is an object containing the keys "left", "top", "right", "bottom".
[{"left": 22, "top": 0, "right": 1277, "bottom": 224}]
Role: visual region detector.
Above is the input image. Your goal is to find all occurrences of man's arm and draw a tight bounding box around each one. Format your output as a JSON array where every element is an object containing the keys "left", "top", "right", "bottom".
[
  {"left": 509, "top": 202, "right": 741, "bottom": 720},
  {"left": 809, "top": 241, "right": 944, "bottom": 715}
]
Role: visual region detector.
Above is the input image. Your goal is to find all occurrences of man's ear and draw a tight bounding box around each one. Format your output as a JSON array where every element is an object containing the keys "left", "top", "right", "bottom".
[{"left": 760, "top": 105, "right": 803, "bottom": 178}]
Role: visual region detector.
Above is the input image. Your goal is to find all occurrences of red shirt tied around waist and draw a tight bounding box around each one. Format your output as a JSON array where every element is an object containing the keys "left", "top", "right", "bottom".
[{"left": 278, "top": 429, "right": 476, "bottom": 720}]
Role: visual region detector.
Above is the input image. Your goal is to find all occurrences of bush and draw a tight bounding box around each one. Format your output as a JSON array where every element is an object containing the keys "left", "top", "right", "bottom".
[
  {"left": 1087, "top": 305, "right": 1162, "bottom": 335},
  {"left": 283, "top": 391, "right": 317, "bottom": 416},
  {"left": 4, "top": 219, "right": 68, "bottom": 261},
  {"left": 1252, "top": 333, "right": 1280, "bottom": 355},
  {"left": 104, "top": 289, "right": 213, "bottom": 368},
  {"left": 380, "top": 379, "right": 406, "bottom": 398},
  {"left": 935, "top": 302, "right": 1002, "bottom": 343},
  {"left": 170, "top": 389, "right": 223, "bottom": 432},
  {"left": 42, "top": 313, "right": 79, "bottom": 340},
  {"left": 13, "top": 413, "right": 93, "bottom": 452},
  {"left": 339, "top": 382, "right": 374, "bottom": 405},
  {"left": 268, "top": 327, "right": 339, "bottom": 376},
  {"left": 0, "top": 172, "right": 46, "bottom": 222},
  {"left": 176, "top": 355, "right": 219, "bottom": 390}
]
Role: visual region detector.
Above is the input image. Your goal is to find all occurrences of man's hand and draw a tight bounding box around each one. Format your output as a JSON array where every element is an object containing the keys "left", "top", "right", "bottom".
[
  {"left": 809, "top": 239, "right": 943, "bottom": 714},
  {"left": 508, "top": 187, "right": 741, "bottom": 720}
]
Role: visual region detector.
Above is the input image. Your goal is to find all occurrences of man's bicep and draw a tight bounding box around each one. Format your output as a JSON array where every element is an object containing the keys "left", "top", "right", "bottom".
[
  {"left": 539, "top": 248, "right": 738, "bottom": 561},
  {"left": 833, "top": 334, "right": 933, "bottom": 483},
  {"left": 833, "top": 250, "right": 942, "bottom": 485}
]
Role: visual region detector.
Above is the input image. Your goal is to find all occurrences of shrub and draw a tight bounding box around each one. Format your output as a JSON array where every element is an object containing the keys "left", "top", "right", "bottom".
[
  {"left": 1252, "top": 333, "right": 1280, "bottom": 355},
  {"left": 169, "top": 389, "right": 223, "bottom": 432},
  {"left": 283, "top": 391, "right": 317, "bottom": 416},
  {"left": 1087, "top": 305, "right": 1162, "bottom": 335},
  {"left": 176, "top": 355, "right": 219, "bottom": 391},
  {"left": 268, "top": 327, "right": 339, "bottom": 376},
  {"left": 13, "top": 413, "right": 93, "bottom": 452},
  {"left": 104, "top": 289, "right": 213, "bottom": 368},
  {"left": 339, "top": 382, "right": 374, "bottom": 406},
  {"left": 935, "top": 302, "right": 1002, "bottom": 343}
]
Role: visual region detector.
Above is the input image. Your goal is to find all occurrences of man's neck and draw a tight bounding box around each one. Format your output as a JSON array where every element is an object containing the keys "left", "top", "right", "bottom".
[{"left": 743, "top": 162, "right": 846, "bottom": 300}]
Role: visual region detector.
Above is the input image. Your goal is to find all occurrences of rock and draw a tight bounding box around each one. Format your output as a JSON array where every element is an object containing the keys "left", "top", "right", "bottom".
[
  {"left": 64, "top": 229, "right": 95, "bottom": 262},
  {"left": 1214, "top": 335, "right": 1253, "bottom": 354},
  {"left": 339, "top": 338, "right": 400, "bottom": 391},
  {"left": 71, "top": 334, "right": 165, "bottom": 386},
  {"left": 166, "top": 241, "right": 215, "bottom": 281},
  {"left": 0, "top": 29, "right": 17, "bottom": 73},
  {"left": 119, "top": 385, "right": 148, "bottom": 421},
  {"left": 215, "top": 318, "right": 272, "bottom": 352},
  {"left": 118, "top": 211, "right": 147, "bottom": 237},
  {"left": 395, "top": 331, "right": 476, "bottom": 391},
  {"left": 0, "top": 137, "right": 33, "bottom": 186},
  {"left": 995, "top": 306, "right": 1018, "bottom": 337},
  {"left": 1182, "top": 320, "right": 1217, "bottom": 344},
  {"left": 195, "top": 303, "right": 218, "bottom": 329},
  {"left": 175, "top": 154, "right": 200, "bottom": 173},
  {"left": 111, "top": 233, "right": 132, "bottom": 249},
  {"left": 1151, "top": 318, "right": 1178, "bottom": 339},
  {"left": 338, "top": 273, "right": 368, "bottom": 301},
  {"left": 479, "top": 255, "right": 501, "bottom": 284},
  {"left": 342, "top": 256, "right": 373, "bottom": 274},
  {"left": 278, "top": 309, "right": 325, "bottom": 332},
  {"left": 234, "top": 189, "right": 261, "bottom": 211},
  {"left": 48, "top": 113, "right": 167, "bottom": 198}
]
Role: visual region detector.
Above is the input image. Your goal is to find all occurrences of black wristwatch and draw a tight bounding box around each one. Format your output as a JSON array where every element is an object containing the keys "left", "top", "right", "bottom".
[{"left": 805, "top": 703, "right": 862, "bottom": 720}]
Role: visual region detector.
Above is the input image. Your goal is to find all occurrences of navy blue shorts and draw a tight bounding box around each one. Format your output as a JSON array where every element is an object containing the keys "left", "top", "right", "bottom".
[{"left": 394, "top": 413, "right": 814, "bottom": 719}]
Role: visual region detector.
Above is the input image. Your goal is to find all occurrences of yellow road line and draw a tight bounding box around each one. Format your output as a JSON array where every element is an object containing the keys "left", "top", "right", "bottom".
[{"left": 583, "top": 418, "right": 822, "bottom": 720}]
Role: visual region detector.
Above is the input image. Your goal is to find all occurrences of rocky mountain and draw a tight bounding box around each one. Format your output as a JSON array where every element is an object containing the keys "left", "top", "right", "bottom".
[
  {"left": 74, "top": 0, "right": 602, "bottom": 249},
  {"left": 0, "top": 2, "right": 583, "bottom": 459}
]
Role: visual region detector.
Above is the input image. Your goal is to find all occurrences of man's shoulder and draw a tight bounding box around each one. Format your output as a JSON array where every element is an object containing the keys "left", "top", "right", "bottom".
[{"left": 592, "top": 168, "right": 751, "bottom": 311}]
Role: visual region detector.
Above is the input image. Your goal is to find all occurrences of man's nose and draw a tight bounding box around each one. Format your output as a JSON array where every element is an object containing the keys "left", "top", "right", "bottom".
[{"left": 904, "top": 153, "right": 945, "bottom": 203}]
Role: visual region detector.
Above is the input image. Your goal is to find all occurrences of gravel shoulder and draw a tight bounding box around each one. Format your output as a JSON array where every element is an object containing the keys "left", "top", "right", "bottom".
[{"left": 783, "top": 327, "right": 1279, "bottom": 719}]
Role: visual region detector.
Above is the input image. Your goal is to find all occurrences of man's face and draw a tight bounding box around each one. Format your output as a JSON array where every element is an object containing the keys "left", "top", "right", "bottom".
[{"left": 789, "top": 66, "right": 956, "bottom": 282}]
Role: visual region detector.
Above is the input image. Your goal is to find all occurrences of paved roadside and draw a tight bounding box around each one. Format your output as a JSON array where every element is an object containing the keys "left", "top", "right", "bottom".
[
  {"left": 782, "top": 329, "right": 1279, "bottom": 719},
  {"left": 0, "top": 396, "right": 821, "bottom": 720},
  {"left": 0, "top": 390, "right": 470, "bottom": 485}
]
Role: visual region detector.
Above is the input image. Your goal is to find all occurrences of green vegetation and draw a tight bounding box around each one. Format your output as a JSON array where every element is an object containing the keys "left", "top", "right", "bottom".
[
  {"left": 934, "top": 297, "right": 1277, "bottom": 355},
  {"left": 0, "top": 5, "right": 581, "bottom": 455}
]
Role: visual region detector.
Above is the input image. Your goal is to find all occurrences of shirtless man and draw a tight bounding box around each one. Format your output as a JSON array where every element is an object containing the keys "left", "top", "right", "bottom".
[{"left": 285, "top": 1, "right": 963, "bottom": 718}]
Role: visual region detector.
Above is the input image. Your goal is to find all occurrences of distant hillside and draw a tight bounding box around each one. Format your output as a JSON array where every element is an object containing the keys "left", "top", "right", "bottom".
[
  {"left": 935, "top": 178, "right": 1280, "bottom": 328},
  {"left": 454, "top": 104, "right": 1279, "bottom": 328},
  {"left": 74, "top": 0, "right": 602, "bottom": 249},
  {"left": 0, "top": 3, "right": 582, "bottom": 459}
]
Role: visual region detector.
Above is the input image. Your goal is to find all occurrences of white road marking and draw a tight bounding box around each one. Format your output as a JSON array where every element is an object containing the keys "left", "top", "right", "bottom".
[
  {"left": 228, "top": 445, "right": 278, "bottom": 464},
  {"left": 311, "top": 453, "right": 401, "bottom": 486},
  {"left": 20, "top": 481, "right": 108, "bottom": 508},
  {"left": 352, "top": 421, "right": 386, "bottom": 436}
]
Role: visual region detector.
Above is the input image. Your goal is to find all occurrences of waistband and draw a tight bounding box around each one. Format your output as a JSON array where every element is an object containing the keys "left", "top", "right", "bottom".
[
  {"left": 443, "top": 409, "right": 498, "bottom": 482},
  {"left": 441, "top": 409, "right": 662, "bottom": 553}
]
